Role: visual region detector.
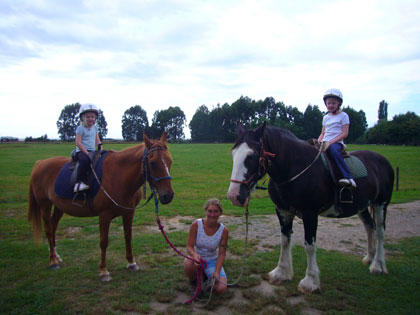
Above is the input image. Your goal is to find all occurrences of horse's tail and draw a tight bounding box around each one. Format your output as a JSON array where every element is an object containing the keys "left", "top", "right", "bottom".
[{"left": 28, "top": 170, "right": 42, "bottom": 244}]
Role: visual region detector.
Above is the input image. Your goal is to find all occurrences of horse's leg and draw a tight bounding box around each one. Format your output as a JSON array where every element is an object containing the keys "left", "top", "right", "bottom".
[
  {"left": 50, "top": 207, "right": 64, "bottom": 263},
  {"left": 269, "top": 208, "right": 295, "bottom": 284},
  {"left": 122, "top": 212, "right": 139, "bottom": 272},
  {"left": 40, "top": 203, "right": 60, "bottom": 270},
  {"left": 358, "top": 208, "right": 376, "bottom": 265},
  {"left": 369, "top": 204, "right": 388, "bottom": 274},
  {"left": 298, "top": 213, "right": 320, "bottom": 293},
  {"left": 99, "top": 214, "right": 112, "bottom": 282}
]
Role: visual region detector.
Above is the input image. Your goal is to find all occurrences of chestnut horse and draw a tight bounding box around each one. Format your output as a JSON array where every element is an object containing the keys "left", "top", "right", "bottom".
[
  {"left": 28, "top": 132, "right": 174, "bottom": 281},
  {"left": 227, "top": 123, "right": 394, "bottom": 293}
]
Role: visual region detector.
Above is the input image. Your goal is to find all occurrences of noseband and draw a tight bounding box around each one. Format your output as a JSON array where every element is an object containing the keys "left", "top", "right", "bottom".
[{"left": 142, "top": 146, "right": 172, "bottom": 188}]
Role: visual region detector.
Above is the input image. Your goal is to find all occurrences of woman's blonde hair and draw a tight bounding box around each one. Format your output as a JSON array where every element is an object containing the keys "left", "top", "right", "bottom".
[{"left": 204, "top": 198, "right": 223, "bottom": 214}]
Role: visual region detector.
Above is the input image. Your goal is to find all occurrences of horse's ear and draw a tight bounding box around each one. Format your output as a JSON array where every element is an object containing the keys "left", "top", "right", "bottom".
[
  {"left": 254, "top": 121, "right": 267, "bottom": 141},
  {"left": 160, "top": 131, "right": 167, "bottom": 144},
  {"left": 144, "top": 132, "right": 152, "bottom": 149},
  {"left": 237, "top": 122, "right": 246, "bottom": 135}
]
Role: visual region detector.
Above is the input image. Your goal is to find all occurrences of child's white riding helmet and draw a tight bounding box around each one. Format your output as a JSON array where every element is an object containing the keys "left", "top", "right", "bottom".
[
  {"left": 79, "top": 103, "right": 99, "bottom": 118},
  {"left": 323, "top": 89, "right": 343, "bottom": 104}
]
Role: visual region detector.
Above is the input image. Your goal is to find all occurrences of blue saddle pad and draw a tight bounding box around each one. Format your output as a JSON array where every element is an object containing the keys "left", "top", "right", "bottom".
[{"left": 54, "top": 151, "right": 108, "bottom": 199}]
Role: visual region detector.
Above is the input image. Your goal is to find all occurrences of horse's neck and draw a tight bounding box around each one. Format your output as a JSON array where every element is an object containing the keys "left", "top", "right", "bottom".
[
  {"left": 265, "top": 131, "right": 318, "bottom": 178},
  {"left": 109, "top": 144, "right": 147, "bottom": 190}
]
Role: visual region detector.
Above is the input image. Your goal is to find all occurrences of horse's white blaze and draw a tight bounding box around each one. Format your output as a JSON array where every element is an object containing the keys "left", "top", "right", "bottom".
[
  {"left": 161, "top": 157, "right": 171, "bottom": 177},
  {"left": 298, "top": 243, "right": 320, "bottom": 293},
  {"left": 227, "top": 143, "right": 253, "bottom": 205}
]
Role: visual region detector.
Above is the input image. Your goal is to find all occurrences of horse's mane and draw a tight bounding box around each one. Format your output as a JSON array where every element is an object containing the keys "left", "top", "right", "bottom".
[
  {"left": 232, "top": 124, "right": 312, "bottom": 155},
  {"left": 264, "top": 126, "right": 313, "bottom": 155},
  {"left": 266, "top": 126, "right": 299, "bottom": 141}
]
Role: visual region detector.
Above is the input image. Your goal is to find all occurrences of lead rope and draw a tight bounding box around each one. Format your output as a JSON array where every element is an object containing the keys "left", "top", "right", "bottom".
[
  {"left": 193, "top": 201, "right": 249, "bottom": 308},
  {"left": 155, "top": 191, "right": 250, "bottom": 307},
  {"left": 151, "top": 186, "right": 207, "bottom": 305}
]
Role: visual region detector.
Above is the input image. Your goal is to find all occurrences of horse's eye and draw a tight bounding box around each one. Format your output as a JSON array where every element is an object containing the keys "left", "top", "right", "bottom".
[
  {"left": 150, "top": 161, "right": 157, "bottom": 168},
  {"left": 245, "top": 154, "right": 258, "bottom": 168}
]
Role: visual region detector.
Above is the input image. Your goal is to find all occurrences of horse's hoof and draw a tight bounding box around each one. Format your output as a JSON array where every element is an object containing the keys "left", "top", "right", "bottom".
[
  {"left": 362, "top": 256, "right": 373, "bottom": 265},
  {"left": 369, "top": 261, "right": 388, "bottom": 274},
  {"left": 298, "top": 278, "right": 320, "bottom": 294},
  {"left": 127, "top": 263, "right": 139, "bottom": 272},
  {"left": 298, "top": 285, "right": 321, "bottom": 294},
  {"left": 50, "top": 264, "right": 60, "bottom": 270},
  {"left": 100, "top": 272, "right": 112, "bottom": 282}
]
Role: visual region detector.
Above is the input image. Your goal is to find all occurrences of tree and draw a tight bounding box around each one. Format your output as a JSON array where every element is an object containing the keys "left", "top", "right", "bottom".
[
  {"left": 210, "top": 104, "right": 230, "bottom": 142},
  {"left": 378, "top": 100, "right": 388, "bottom": 122},
  {"left": 343, "top": 106, "right": 367, "bottom": 143},
  {"left": 256, "top": 97, "right": 278, "bottom": 125},
  {"left": 387, "top": 112, "right": 420, "bottom": 145},
  {"left": 366, "top": 112, "right": 420, "bottom": 145},
  {"left": 151, "top": 106, "right": 186, "bottom": 141},
  {"left": 302, "top": 105, "right": 323, "bottom": 139},
  {"left": 57, "top": 103, "right": 81, "bottom": 141},
  {"left": 189, "top": 105, "right": 211, "bottom": 142},
  {"left": 121, "top": 105, "right": 149, "bottom": 141},
  {"left": 97, "top": 109, "right": 108, "bottom": 140}
]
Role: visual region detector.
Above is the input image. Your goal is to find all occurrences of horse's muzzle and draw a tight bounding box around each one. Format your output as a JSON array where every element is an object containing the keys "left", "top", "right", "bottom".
[
  {"left": 158, "top": 191, "right": 174, "bottom": 204},
  {"left": 227, "top": 184, "right": 248, "bottom": 207}
]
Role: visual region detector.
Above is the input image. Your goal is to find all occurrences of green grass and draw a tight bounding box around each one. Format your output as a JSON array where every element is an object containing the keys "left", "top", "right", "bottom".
[{"left": 0, "top": 141, "right": 419, "bottom": 314}]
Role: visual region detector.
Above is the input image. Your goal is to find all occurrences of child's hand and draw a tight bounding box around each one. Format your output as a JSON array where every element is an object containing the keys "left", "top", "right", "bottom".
[{"left": 322, "top": 141, "right": 330, "bottom": 152}]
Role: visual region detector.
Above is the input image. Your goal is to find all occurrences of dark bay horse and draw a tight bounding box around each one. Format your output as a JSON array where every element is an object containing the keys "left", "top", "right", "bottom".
[
  {"left": 227, "top": 123, "right": 394, "bottom": 293},
  {"left": 28, "top": 132, "right": 174, "bottom": 281}
]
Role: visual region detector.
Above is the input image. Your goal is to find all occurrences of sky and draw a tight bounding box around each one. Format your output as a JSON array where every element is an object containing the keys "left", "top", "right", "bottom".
[{"left": 1, "top": 0, "right": 419, "bottom": 140}]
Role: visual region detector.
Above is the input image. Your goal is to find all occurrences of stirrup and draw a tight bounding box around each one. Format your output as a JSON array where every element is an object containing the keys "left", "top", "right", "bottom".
[
  {"left": 72, "top": 191, "right": 87, "bottom": 207},
  {"left": 339, "top": 187, "right": 353, "bottom": 204}
]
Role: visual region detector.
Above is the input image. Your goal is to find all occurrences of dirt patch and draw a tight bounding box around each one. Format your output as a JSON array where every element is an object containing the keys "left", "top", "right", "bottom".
[
  {"left": 151, "top": 201, "right": 420, "bottom": 256},
  {"left": 147, "top": 201, "right": 420, "bottom": 313}
]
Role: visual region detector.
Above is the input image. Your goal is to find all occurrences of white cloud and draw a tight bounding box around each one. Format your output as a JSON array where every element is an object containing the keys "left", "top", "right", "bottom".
[{"left": 0, "top": 0, "right": 419, "bottom": 139}]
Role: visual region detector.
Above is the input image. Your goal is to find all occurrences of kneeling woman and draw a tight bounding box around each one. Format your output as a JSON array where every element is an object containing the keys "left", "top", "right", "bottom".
[{"left": 184, "top": 198, "right": 229, "bottom": 294}]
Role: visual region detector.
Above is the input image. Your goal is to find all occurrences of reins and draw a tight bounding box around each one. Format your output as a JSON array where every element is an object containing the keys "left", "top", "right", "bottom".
[
  {"left": 231, "top": 140, "right": 324, "bottom": 190},
  {"left": 274, "top": 141, "right": 324, "bottom": 185},
  {"left": 89, "top": 145, "right": 172, "bottom": 211}
]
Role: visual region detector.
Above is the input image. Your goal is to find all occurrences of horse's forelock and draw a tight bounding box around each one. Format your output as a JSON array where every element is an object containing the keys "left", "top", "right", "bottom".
[{"left": 232, "top": 129, "right": 261, "bottom": 152}]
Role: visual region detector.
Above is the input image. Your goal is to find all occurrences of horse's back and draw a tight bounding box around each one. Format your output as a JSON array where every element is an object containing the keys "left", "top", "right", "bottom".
[
  {"left": 350, "top": 150, "right": 394, "bottom": 204},
  {"left": 30, "top": 156, "right": 70, "bottom": 199}
]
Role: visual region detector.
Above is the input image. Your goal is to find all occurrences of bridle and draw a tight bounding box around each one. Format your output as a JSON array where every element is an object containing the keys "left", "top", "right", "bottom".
[
  {"left": 89, "top": 145, "right": 172, "bottom": 211},
  {"left": 230, "top": 143, "right": 276, "bottom": 191},
  {"left": 142, "top": 146, "right": 173, "bottom": 189},
  {"left": 230, "top": 138, "right": 324, "bottom": 190}
]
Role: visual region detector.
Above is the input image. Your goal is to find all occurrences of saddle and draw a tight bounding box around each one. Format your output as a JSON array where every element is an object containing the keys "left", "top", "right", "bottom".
[
  {"left": 54, "top": 151, "right": 108, "bottom": 210},
  {"left": 307, "top": 139, "right": 368, "bottom": 211}
]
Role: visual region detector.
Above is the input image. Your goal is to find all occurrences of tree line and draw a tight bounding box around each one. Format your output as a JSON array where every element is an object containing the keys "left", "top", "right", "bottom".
[{"left": 55, "top": 98, "right": 420, "bottom": 145}]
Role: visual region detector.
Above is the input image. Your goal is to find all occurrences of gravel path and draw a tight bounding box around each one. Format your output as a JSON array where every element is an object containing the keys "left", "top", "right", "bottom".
[{"left": 156, "top": 201, "right": 420, "bottom": 256}]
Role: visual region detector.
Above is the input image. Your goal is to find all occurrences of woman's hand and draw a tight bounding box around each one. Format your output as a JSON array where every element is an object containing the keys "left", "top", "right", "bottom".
[{"left": 192, "top": 253, "right": 201, "bottom": 265}]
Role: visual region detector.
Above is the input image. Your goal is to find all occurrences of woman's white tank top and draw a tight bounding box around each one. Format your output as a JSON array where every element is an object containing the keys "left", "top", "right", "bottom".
[{"left": 195, "top": 218, "right": 225, "bottom": 261}]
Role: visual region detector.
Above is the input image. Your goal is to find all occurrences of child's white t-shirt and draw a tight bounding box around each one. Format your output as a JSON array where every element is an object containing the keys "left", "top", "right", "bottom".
[{"left": 322, "top": 111, "right": 349, "bottom": 144}]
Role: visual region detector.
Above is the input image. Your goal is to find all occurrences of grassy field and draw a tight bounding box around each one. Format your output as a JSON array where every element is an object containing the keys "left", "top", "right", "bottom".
[{"left": 0, "top": 142, "right": 419, "bottom": 314}]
